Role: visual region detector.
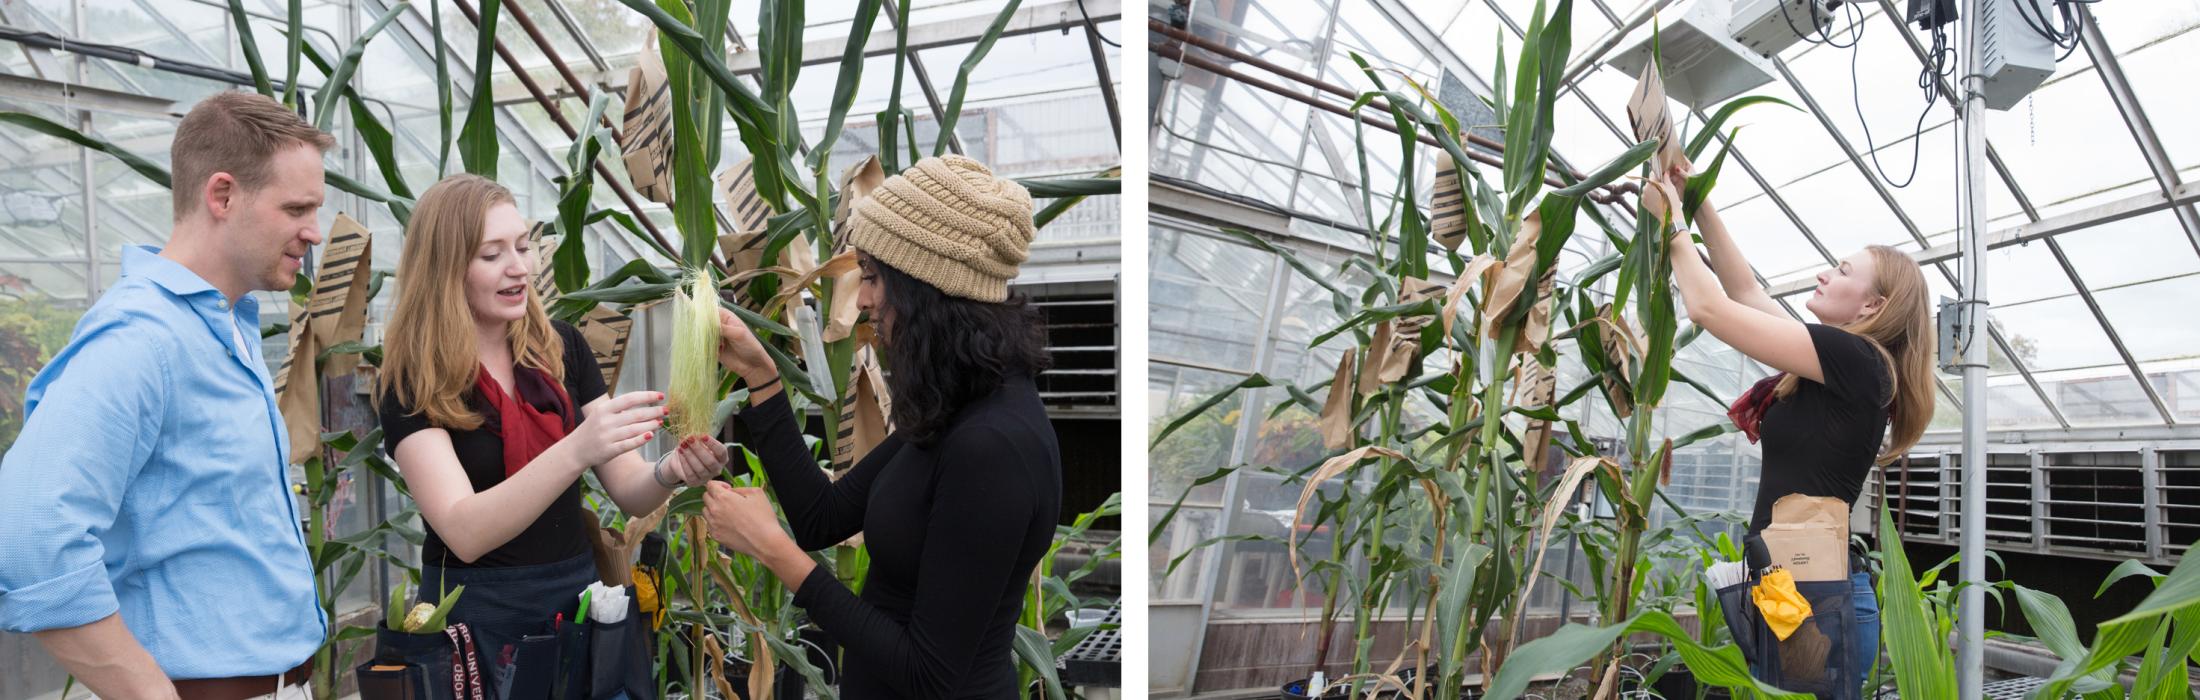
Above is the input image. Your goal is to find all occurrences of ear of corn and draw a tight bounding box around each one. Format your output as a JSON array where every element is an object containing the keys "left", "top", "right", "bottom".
[{"left": 670, "top": 271, "right": 723, "bottom": 439}]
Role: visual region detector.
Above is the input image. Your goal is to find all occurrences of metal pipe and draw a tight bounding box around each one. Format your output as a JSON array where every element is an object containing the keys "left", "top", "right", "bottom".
[
  {"left": 1164, "top": 49, "right": 1628, "bottom": 205},
  {"left": 1957, "top": 0, "right": 1991, "bottom": 693},
  {"left": 1149, "top": 18, "right": 1637, "bottom": 202},
  {"left": 1083, "top": 16, "right": 1122, "bottom": 150},
  {"left": 448, "top": 0, "right": 682, "bottom": 265}
]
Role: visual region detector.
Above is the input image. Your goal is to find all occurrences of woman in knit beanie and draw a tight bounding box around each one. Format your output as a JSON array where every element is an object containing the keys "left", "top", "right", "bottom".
[{"left": 702, "top": 155, "right": 1064, "bottom": 699}]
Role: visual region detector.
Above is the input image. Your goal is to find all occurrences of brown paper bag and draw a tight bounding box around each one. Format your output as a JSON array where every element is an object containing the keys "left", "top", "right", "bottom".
[
  {"left": 578, "top": 306, "right": 635, "bottom": 390},
  {"left": 308, "top": 214, "right": 372, "bottom": 377},
  {"left": 1378, "top": 277, "right": 1445, "bottom": 383},
  {"left": 718, "top": 159, "right": 818, "bottom": 307},
  {"left": 1358, "top": 321, "right": 1393, "bottom": 399},
  {"left": 274, "top": 303, "right": 320, "bottom": 464},
  {"left": 1627, "top": 61, "right": 1683, "bottom": 174},
  {"left": 528, "top": 221, "right": 560, "bottom": 302},
  {"left": 1760, "top": 494, "right": 1851, "bottom": 581},
  {"left": 831, "top": 345, "right": 893, "bottom": 473},
  {"left": 1430, "top": 150, "right": 1471, "bottom": 252},
  {"left": 1319, "top": 351, "right": 1356, "bottom": 450},
  {"left": 619, "top": 34, "right": 674, "bottom": 204},
  {"left": 824, "top": 156, "right": 887, "bottom": 343},
  {"left": 1482, "top": 210, "right": 1543, "bottom": 341}
]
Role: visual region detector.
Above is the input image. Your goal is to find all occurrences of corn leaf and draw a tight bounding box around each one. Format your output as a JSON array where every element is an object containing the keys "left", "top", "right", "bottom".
[
  {"left": 934, "top": 0, "right": 1024, "bottom": 156},
  {"left": 809, "top": 0, "right": 884, "bottom": 168},
  {"left": 457, "top": 0, "right": 502, "bottom": 177},
  {"left": 1684, "top": 95, "right": 1797, "bottom": 161},
  {"left": 0, "top": 112, "right": 171, "bottom": 189},
  {"left": 311, "top": 1, "right": 407, "bottom": 132},
  {"left": 1879, "top": 499, "right": 1958, "bottom": 699},
  {"left": 1151, "top": 374, "right": 1273, "bottom": 448},
  {"left": 281, "top": 0, "right": 302, "bottom": 106},
  {"left": 225, "top": 0, "right": 274, "bottom": 96},
  {"left": 1484, "top": 610, "right": 1809, "bottom": 700}
]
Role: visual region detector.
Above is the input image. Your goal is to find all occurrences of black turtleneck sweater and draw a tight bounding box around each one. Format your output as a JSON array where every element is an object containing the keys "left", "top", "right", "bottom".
[{"left": 736, "top": 375, "right": 1061, "bottom": 699}]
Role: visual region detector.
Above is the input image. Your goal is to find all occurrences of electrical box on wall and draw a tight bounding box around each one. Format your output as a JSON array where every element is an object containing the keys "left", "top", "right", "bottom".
[
  {"left": 1607, "top": 0, "right": 1778, "bottom": 111},
  {"left": 1729, "top": 0, "right": 1834, "bottom": 57},
  {"left": 1979, "top": 0, "right": 2059, "bottom": 110}
]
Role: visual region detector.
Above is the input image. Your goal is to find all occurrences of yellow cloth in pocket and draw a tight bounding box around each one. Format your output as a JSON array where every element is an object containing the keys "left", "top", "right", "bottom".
[{"left": 1751, "top": 568, "right": 1814, "bottom": 641}]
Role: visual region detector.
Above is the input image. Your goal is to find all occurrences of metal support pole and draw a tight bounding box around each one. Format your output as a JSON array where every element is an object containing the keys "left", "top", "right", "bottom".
[{"left": 1956, "top": 0, "right": 1990, "bottom": 694}]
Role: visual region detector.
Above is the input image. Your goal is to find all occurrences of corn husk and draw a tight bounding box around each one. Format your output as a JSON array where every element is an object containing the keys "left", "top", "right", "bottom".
[{"left": 669, "top": 272, "right": 722, "bottom": 439}]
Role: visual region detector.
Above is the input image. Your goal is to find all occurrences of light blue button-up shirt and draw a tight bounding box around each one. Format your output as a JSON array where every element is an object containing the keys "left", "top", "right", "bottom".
[{"left": 0, "top": 246, "right": 324, "bottom": 678}]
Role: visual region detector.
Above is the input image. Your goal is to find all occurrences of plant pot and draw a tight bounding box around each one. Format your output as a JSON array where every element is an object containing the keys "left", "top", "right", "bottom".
[{"left": 725, "top": 662, "right": 803, "bottom": 700}]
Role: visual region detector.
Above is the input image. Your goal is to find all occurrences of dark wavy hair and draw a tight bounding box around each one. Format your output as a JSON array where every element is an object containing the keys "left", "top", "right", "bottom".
[{"left": 871, "top": 255, "right": 1050, "bottom": 446}]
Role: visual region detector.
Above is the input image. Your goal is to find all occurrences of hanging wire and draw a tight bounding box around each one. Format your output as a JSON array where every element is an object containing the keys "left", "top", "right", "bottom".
[{"left": 1076, "top": 0, "right": 1121, "bottom": 48}]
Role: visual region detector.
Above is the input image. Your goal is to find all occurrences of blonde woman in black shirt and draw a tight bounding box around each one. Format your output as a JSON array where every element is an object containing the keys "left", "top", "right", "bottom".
[
  {"left": 377, "top": 175, "right": 729, "bottom": 684},
  {"left": 702, "top": 156, "right": 1062, "bottom": 699},
  {"left": 1646, "top": 160, "right": 1935, "bottom": 686}
]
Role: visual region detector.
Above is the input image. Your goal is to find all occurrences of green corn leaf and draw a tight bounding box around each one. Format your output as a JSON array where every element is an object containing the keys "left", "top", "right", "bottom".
[
  {"left": 225, "top": 0, "right": 274, "bottom": 96},
  {"left": 1484, "top": 610, "right": 1809, "bottom": 700},
  {"left": 2098, "top": 559, "right": 2167, "bottom": 598},
  {"left": 1669, "top": 423, "right": 1734, "bottom": 451},
  {"left": 935, "top": 0, "right": 1025, "bottom": 156},
  {"left": 1555, "top": 138, "right": 1659, "bottom": 198},
  {"left": 311, "top": 1, "right": 408, "bottom": 132},
  {"left": 1879, "top": 499, "right": 1959, "bottom": 699},
  {"left": 432, "top": 0, "right": 451, "bottom": 176},
  {"left": 876, "top": 0, "right": 914, "bottom": 174},
  {"left": 1011, "top": 624, "right": 1067, "bottom": 700},
  {"left": 0, "top": 112, "right": 170, "bottom": 188},
  {"left": 2105, "top": 537, "right": 2200, "bottom": 625},
  {"left": 1151, "top": 374, "right": 1273, "bottom": 449},
  {"left": 1684, "top": 95, "right": 1797, "bottom": 161},
  {"left": 810, "top": 0, "right": 885, "bottom": 168},
  {"left": 457, "top": 0, "right": 502, "bottom": 177},
  {"left": 1683, "top": 128, "right": 1739, "bottom": 226},
  {"left": 281, "top": 0, "right": 302, "bottom": 106}
]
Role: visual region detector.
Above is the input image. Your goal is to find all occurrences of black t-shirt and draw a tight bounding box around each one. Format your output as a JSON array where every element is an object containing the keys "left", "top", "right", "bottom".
[
  {"left": 1751, "top": 324, "right": 1893, "bottom": 533},
  {"left": 378, "top": 321, "right": 609, "bottom": 568},
  {"left": 737, "top": 375, "right": 1061, "bottom": 699}
]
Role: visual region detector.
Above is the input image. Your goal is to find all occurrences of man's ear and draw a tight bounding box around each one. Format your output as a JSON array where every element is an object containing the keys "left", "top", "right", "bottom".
[{"left": 202, "top": 172, "right": 238, "bottom": 222}]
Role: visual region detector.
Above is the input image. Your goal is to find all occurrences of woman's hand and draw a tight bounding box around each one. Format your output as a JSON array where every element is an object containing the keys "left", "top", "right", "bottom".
[
  {"left": 716, "top": 308, "right": 774, "bottom": 384},
  {"left": 657, "top": 436, "right": 729, "bottom": 488},
  {"left": 564, "top": 390, "right": 665, "bottom": 468},
  {"left": 703, "top": 482, "right": 793, "bottom": 558}
]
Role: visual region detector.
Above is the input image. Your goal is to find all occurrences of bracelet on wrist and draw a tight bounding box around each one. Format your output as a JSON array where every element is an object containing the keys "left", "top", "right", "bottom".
[{"left": 652, "top": 453, "right": 679, "bottom": 489}]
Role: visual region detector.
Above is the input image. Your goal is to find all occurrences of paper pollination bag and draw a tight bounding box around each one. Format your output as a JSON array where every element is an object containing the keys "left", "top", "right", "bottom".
[
  {"left": 717, "top": 158, "right": 819, "bottom": 308},
  {"left": 1626, "top": 60, "right": 1684, "bottom": 175},
  {"left": 1760, "top": 494, "right": 1852, "bottom": 582},
  {"left": 619, "top": 34, "right": 674, "bottom": 204},
  {"left": 823, "top": 156, "right": 887, "bottom": 343},
  {"left": 831, "top": 344, "right": 893, "bottom": 473},
  {"left": 276, "top": 214, "right": 374, "bottom": 464}
]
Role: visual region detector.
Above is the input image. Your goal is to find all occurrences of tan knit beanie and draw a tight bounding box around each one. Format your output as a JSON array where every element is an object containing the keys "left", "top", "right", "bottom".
[{"left": 847, "top": 155, "right": 1035, "bottom": 303}]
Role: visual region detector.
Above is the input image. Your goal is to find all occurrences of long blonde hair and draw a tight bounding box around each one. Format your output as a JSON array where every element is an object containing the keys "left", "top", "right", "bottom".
[
  {"left": 377, "top": 175, "right": 564, "bottom": 430},
  {"left": 1773, "top": 245, "right": 1934, "bottom": 464}
]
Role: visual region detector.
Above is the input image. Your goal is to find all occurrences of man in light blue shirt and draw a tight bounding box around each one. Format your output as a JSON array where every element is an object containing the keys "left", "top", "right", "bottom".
[{"left": 0, "top": 91, "right": 336, "bottom": 700}]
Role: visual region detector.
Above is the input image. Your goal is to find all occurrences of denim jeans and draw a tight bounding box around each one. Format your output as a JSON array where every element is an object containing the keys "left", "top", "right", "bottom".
[{"left": 1850, "top": 570, "right": 1881, "bottom": 689}]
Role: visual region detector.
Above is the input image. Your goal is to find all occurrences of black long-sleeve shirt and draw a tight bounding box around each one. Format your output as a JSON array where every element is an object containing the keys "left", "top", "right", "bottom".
[{"left": 737, "top": 374, "right": 1061, "bottom": 699}]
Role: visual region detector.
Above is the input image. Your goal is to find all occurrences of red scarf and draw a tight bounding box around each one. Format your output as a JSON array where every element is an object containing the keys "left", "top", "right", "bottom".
[
  {"left": 475, "top": 364, "right": 575, "bottom": 478},
  {"left": 1727, "top": 373, "right": 1785, "bottom": 444}
]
